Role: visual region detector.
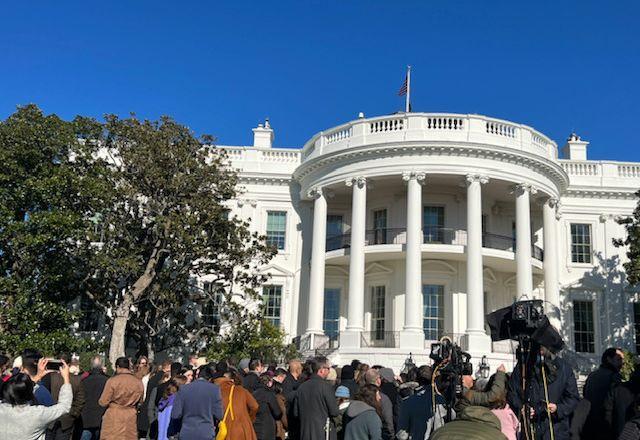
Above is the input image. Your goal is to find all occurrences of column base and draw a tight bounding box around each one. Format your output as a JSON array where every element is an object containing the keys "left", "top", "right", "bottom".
[
  {"left": 399, "top": 330, "right": 425, "bottom": 351},
  {"left": 461, "top": 331, "right": 492, "bottom": 354},
  {"left": 340, "top": 330, "right": 362, "bottom": 349}
]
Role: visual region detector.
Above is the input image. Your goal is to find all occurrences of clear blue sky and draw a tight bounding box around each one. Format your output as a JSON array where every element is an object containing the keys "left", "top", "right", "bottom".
[{"left": 1, "top": 1, "right": 638, "bottom": 160}]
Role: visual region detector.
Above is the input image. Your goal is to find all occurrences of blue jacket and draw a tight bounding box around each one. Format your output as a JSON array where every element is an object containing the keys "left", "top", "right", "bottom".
[
  {"left": 170, "top": 378, "right": 223, "bottom": 440},
  {"left": 396, "top": 385, "right": 445, "bottom": 440}
]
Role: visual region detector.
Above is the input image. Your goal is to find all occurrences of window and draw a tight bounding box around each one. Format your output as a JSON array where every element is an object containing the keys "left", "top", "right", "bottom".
[
  {"left": 263, "top": 285, "right": 283, "bottom": 327},
  {"left": 571, "top": 224, "right": 592, "bottom": 263},
  {"left": 423, "top": 206, "right": 444, "bottom": 243},
  {"left": 634, "top": 303, "right": 640, "bottom": 354},
  {"left": 423, "top": 284, "right": 444, "bottom": 340},
  {"left": 323, "top": 288, "right": 341, "bottom": 340},
  {"left": 79, "top": 295, "right": 100, "bottom": 332},
  {"left": 266, "top": 211, "right": 287, "bottom": 250},
  {"left": 371, "top": 286, "right": 386, "bottom": 340},
  {"left": 203, "top": 282, "right": 224, "bottom": 332},
  {"left": 573, "top": 300, "right": 595, "bottom": 353},
  {"left": 373, "top": 209, "right": 388, "bottom": 244},
  {"left": 326, "top": 215, "right": 344, "bottom": 250}
]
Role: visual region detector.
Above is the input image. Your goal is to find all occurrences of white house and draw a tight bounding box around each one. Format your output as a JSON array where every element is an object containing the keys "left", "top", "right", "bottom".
[{"left": 210, "top": 113, "right": 640, "bottom": 372}]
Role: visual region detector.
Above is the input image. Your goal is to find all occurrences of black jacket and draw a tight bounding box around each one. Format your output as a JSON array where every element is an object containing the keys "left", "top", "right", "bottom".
[
  {"left": 508, "top": 356, "right": 579, "bottom": 440},
  {"left": 282, "top": 372, "right": 300, "bottom": 399},
  {"left": 253, "top": 385, "right": 283, "bottom": 440},
  {"left": 340, "top": 379, "right": 359, "bottom": 400},
  {"left": 604, "top": 376, "right": 640, "bottom": 438},
  {"left": 293, "top": 375, "right": 340, "bottom": 440},
  {"left": 582, "top": 365, "right": 621, "bottom": 440},
  {"left": 81, "top": 368, "right": 109, "bottom": 429},
  {"left": 243, "top": 372, "right": 261, "bottom": 392}
]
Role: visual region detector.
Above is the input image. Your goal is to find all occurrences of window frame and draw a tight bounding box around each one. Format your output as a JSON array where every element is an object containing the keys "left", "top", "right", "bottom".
[
  {"left": 422, "top": 284, "right": 445, "bottom": 341},
  {"left": 564, "top": 220, "right": 597, "bottom": 268},
  {"left": 202, "top": 281, "right": 224, "bottom": 332},
  {"left": 573, "top": 299, "right": 596, "bottom": 354},
  {"left": 323, "top": 288, "right": 341, "bottom": 341},
  {"left": 423, "top": 205, "right": 445, "bottom": 243},
  {"left": 265, "top": 210, "right": 288, "bottom": 251},
  {"left": 78, "top": 294, "right": 100, "bottom": 332},
  {"left": 570, "top": 223, "right": 593, "bottom": 264},
  {"left": 262, "top": 284, "right": 283, "bottom": 328}
]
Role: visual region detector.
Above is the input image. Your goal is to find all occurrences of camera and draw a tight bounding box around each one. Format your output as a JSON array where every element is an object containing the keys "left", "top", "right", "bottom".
[{"left": 429, "top": 337, "right": 473, "bottom": 398}]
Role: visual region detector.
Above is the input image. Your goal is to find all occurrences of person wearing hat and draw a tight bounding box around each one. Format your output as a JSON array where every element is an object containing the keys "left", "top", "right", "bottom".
[
  {"left": 340, "top": 366, "right": 359, "bottom": 399},
  {"left": 334, "top": 386, "right": 351, "bottom": 440}
]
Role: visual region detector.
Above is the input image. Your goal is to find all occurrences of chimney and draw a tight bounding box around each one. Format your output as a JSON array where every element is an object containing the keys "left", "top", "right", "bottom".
[
  {"left": 252, "top": 118, "right": 274, "bottom": 148},
  {"left": 562, "top": 133, "right": 588, "bottom": 160}
]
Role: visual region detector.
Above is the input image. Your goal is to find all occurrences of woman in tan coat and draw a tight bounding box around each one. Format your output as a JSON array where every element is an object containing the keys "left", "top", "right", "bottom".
[
  {"left": 99, "top": 357, "right": 144, "bottom": 440},
  {"left": 214, "top": 366, "right": 260, "bottom": 440}
]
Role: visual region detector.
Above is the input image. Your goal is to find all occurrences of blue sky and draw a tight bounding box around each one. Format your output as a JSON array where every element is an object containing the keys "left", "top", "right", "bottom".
[{"left": 1, "top": 1, "right": 638, "bottom": 160}]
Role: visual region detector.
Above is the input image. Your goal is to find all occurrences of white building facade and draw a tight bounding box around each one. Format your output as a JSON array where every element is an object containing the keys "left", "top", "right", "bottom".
[{"left": 218, "top": 113, "right": 640, "bottom": 372}]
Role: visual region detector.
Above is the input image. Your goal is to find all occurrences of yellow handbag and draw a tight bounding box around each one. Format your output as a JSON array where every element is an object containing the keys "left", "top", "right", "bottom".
[{"left": 216, "top": 385, "right": 235, "bottom": 440}]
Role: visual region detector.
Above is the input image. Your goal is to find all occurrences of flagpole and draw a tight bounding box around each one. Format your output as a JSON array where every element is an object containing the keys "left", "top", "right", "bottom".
[{"left": 405, "top": 65, "right": 411, "bottom": 113}]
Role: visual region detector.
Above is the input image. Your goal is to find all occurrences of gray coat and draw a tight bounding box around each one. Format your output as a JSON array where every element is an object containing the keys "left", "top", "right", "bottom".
[
  {"left": 378, "top": 393, "right": 394, "bottom": 440},
  {"left": 343, "top": 401, "right": 382, "bottom": 440},
  {"left": 293, "top": 375, "right": 340, "bottom": 440}
]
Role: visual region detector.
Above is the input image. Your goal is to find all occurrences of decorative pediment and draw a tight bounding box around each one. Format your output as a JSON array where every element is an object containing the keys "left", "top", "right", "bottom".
[
  {"left": 483, "top": 268, "right": 498, "bottom": 284},
  {"left": 504, "top": 275, "right": 516, "bottom": 287},
  {"left": 562, "top": 278, "right": 604, "bottom": 292},
  {"left": 365, "top": 262, "right": 393, "bottom": 276},
  {"left": 258, "top": 263, "right": 293, "bottom": 277},
  {"left": 422, "top": 260, "right": 457, "bottom": 275},
  {"left": 326, "top": 265, "right": 349, "bottom": 277}
]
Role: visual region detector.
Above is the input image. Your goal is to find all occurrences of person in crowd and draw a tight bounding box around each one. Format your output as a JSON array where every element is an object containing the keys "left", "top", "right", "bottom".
[
  {"left": 169, "top": 363, "right": 223, "bottom": 440},
  {"left": 0, "top": 354, "right": 11, "bottom": 382},
  {"left": 340, "top": 366, "right": 359, "bottom": 399},
  {"left": 378, "top": 368, "right": 399, "bottom": 430},
  {"left": 0, "top": 359, "right": 73, "bottom": 440},
  {"left": 98, "top": 357, "right": 144, "bottom": 440},
  {"left": 281, "top": 360, "right": 302, "bottom": 397},
  {"left": 363, "top": 369, "right": 394, "bottom": 440},
  {"left": 570, "top": 398, "right": 591, "bottom": 440},
  {"left": 156, "top": 375, "right": 186, "bottom": 440},
  {"left": 605, "top": 363, "right": 640, "bottom": 438},
  {"left": 239, "top": 359, "right": 251, "bottom": 378},
  {"left": 484, "top": 373, "right": 519, "bottom": 440},
  {"left": 327, "top": 367, "right": 338, "bottom": 387},
  {"left": 243, "top": 358, "right": 263, "bottom": 392},
  {"left": 430, "top": 406, "right": 507, "bottom": 440},
  {"left": 342, "top": 384, "right": 383, "bottom": 440},
  {"left": 334, "top": 386, "right": 351, "bottom": 440},
  {"left": 396, "top": 365, "right": 443, "bottom": 440},
  {"left": 294, "top": 356, "right": 340, "bottom": 440},
  {"left": 356, "top": 364, "right": 370, "bottom": 388},
  {"left": 456, "top": 364, "right": 507, "bottom": 411},
  {"left": 182, "top": 367, "right": 194, "bottom": 384},
  {"left": 135, "top": 356, "right": 153, "bottom": 438},
  {"left": 272, "top": 381, "right": 288, "bottom": 440},
  {"left": 146, "top": 360, "right": 172, "bottom": 439},
  {"left": 582, "top": 347, "right": 624, "bottom": 440},
  {"left": 44, "top": 353, "right": 86, "bottom": 440},
  {"left": 397, "top": 367, "right": 419, "bottom": 400},
  {"left": 214, "top": 362, "right": 259, "bottom": 440},
  {"left": 188, "top": 354, "right": 199, "bottom": 370},
  {"left": 20, "top": 349, "right": 54, "bottom": 406},
  {"left": 508, "top": 345, "right": 579, "bottom": 440},
  {"left": 80, "top": 356, "right": 109, "bottom": 440},
  {"left": 273, "top": 368, "right": 288, "bottom": 386},
  {"left": 253, "top": 374, "right": 283, "bottom": 440}
]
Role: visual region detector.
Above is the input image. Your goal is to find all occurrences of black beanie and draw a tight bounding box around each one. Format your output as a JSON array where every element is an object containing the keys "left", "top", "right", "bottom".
[{"left": 341, "top": 365, "right": 355, "bottom": 380}]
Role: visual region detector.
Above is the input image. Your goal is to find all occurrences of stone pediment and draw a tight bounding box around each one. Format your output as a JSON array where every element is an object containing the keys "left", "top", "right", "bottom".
[
  {"left": 422, "top": 260, "right": 457, "bottom": 275},
  {"left": 365, "top": 262, "right": 393, "bottom": 276},
  {"left": 259, "top": 263, "right": 294, "bottom": 277}
]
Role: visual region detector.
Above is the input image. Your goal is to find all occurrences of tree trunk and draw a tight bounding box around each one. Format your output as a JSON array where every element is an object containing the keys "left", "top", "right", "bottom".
[
  {"left": 146, "top": 340, "right": 155, "bottom": 363},
  {"left": 109, "top": 297, "right": 131, "bottom": 368}
]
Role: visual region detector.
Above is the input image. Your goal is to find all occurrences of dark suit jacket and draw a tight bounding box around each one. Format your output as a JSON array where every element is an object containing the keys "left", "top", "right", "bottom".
[
  {"left": 49, "top": 372, "right": 86, "bottom": 430},
  {"left": 293, "top": 375, "right": 340, "bottom": 440},
  {"left": 81, "top": 368, "right": 109, "bottom": 429},
  {"left": 253, "top": 385, "right": 283, "bottom": 440}
]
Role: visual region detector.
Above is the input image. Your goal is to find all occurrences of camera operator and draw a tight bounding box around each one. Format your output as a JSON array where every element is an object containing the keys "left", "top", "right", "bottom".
[
  {"left": 508, "top": 345, "right": 579, "bottom": 440},
  {"left": 454, "top": 363, "right": 507, "bottom": 412}
]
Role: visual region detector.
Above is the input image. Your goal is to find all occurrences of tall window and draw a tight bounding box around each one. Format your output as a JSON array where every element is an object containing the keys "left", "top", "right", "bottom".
[
  {"left": 634, "top": 303, "right": 640, "bottom": 354},
  {"left": 263, "top": 285, "right": 283, "bottom": 327},
  {"left": 423, "top": 206, "right": 444, "bottom": 243},
  {"left": 323, "top": 288, "right": 341, "bottom": 340},
  {"left": 423, "top": 284, "right": 444, "bottom": 340},
  {"left": 326, "top": 215, "right": 344, "bottom": 250},
  {"left": 203, "top": 282, "right": 223, "bottom": 332},
  {"left": 373, "top": 209, "right": 388, "bottom": 244},
  {"left": 371, "top": 286, "right": 386, "bottom": 340},
  {"left": 571, "top": 224, "right": 592, "bottom": 263},
  {"left": 79, "top": 295, "right": 100, "bottom": 332},
  {"left": 266, "top": 211, "right": 287, "bottom": 250},
  {"left": 573, "top": 300, "right": 595, "bottom": 353}
]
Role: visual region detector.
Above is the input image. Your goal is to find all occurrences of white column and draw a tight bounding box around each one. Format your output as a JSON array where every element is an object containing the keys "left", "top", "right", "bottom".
[
  {"left": 515, "top": 184, "right": 535, "bottom": 298},
  {"left": 543, "top": 197, "right": 561, "bottom": 329},
  {"left": 464, "top": 175, "right": 492, "bottom": 352},
  {"left": 306, "top": 187, "right": 327, "bottom": 335},
  {"left": 400, "top": 171, "right": 426, "bottom": 349},
  {"left": 342, "top": 177, "right": 367, "bottom": 348}
]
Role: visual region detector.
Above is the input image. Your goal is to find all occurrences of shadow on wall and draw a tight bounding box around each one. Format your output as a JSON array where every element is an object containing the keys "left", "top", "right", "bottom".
[
  {"left": 560, "top": 252, "right": 636, "bottom": 374},
  {"left": 289, "top": 181, "right": 312, "bottom": 337}
]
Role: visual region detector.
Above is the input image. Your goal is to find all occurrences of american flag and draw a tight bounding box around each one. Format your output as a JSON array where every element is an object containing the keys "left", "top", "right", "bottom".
[{"left": 398, "top": 74, "right": 408, "bottom": 96}]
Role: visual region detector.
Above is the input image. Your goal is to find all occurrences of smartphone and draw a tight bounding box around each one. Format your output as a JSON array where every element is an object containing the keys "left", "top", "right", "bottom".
[{"left": 46, "top": 360, "right": 64, "bottom": 371}]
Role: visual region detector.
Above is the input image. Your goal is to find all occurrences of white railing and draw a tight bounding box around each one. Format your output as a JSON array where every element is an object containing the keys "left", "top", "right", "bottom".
[
  {"left": 618, "top": 164, "right": 640, "bottom": 178},
  {"left": 426, "top": 116, "right": 464, "bottom": 130},
  {"left": 486, "top": 121, "right": 517, "bottom": 138},
  {"left": 370, "top": 117, "right": 404, "bottom": 133},
  {"left": 561, "top": 161, "right": 600, "bottom": 176},
  {"left": 260, "top": 149, "right": 301, "bottom": 162},
  {"left": 326, "top": 126, "right": 352, "bottom": 144}
]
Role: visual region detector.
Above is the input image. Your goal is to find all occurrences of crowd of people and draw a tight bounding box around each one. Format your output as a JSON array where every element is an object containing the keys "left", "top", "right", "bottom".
[{"left": 0, "top": 345, "right": 639, "bottom": 440}]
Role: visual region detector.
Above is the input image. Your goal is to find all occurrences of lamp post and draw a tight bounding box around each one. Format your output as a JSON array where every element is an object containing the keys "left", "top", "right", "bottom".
[{"left": 479, "top": 355, "right": 490, "bottom": 379}]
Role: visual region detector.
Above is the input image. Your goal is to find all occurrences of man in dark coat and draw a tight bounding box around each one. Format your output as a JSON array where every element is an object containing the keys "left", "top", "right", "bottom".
[
  {"left": 582, "top": 347, "right": 624, "bottom": 439},
  {"left": 339, "top": 366, "right": 359, "bottom": 401},
  {"left": 44, "top": 354, "right": 86, "bottom": 440},
  {"left": 508, "top": 347, "right": 580, "bottom": 440},
  {"left": 81, "top": 363, "right": 109, "bottom": 440},
  {"left": 397, "top": 365, "right": 445, "bottom": 440},
  {"left": 253, "top": 374, "right": 283, "bottom": 440},
  {"left": 293, "top": 356, "right": 340, "bottom": 440},
  {"left": 605, "top": 365, "right": 640, "bottom": 438},
  {"left": 282, "top": 359, "right": 302, "bottom": 398},
  {"left": 364, "top": 369, "right": 394, "bottom": 440},
  {"left": 243, "top": 358, "right": 263, "bottom": 392}
]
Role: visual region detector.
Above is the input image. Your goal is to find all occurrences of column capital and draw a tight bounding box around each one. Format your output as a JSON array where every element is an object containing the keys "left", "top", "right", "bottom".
[
  {"left": 345, "top": 176, "right": 367, "bottom": 188},
  {"left": 465, "top": 174, "right": 490, "bottom": 185},
  {"left": 307, "top": 187, "right": 334, "bottom": 199},
  {"left": 402, "top": 171, "right": 426, "bottom": 183},
  {"left": 513, "top": 183, "right": 538, "bottom": 196}
]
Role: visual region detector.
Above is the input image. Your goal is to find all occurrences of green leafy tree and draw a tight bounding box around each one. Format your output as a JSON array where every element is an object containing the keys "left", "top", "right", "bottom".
[
  {"left": 614, "top": 191, "right": 640, "bottom": 285},
  {"left": 84, "top": 114, "right": 277, "bottom": 365},
  {"left": 0, "top": 104, "right": 107, "bottom": 355}
]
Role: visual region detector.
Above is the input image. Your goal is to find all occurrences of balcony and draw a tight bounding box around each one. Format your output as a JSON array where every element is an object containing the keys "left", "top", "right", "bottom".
[{"left": 326, "top": 226, "right": 543, "bottom": 261}]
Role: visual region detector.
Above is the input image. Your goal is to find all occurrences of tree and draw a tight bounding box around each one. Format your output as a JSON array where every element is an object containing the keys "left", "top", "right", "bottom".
[
  {"left": 84, "top": 114, "right": 276, "bottom": 365},
  {"left": 0, "top": 104, "right": 108, "bottom": 355},
  {"left": 614, "top": 190, "right": 640, "bottom": 285}
]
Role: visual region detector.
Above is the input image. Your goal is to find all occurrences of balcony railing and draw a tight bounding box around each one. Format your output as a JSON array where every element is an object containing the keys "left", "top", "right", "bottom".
[
  {"left": 326, "top": 227, "right": 544, "bottom": 261},
  {"left": 361, "top": 331, "right": 400, "bottom": 348}
]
